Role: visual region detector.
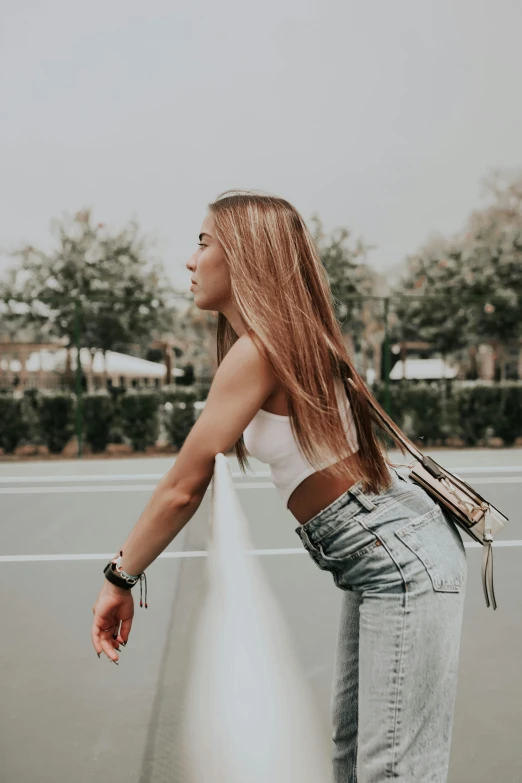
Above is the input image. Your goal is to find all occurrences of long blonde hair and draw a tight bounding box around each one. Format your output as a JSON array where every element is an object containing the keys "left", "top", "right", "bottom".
[{"left": 209, "top": 190, "right": 405, "bottom": 494}]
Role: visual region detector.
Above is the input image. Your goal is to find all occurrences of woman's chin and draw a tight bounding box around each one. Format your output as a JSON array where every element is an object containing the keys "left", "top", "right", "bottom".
[{"left": 193, "top": 294, "right": 210, "bottom": 311}]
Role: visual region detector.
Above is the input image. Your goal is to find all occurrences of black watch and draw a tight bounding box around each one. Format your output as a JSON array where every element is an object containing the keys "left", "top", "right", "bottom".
[{"left": 103, "top": 562, "right": 135, "bottom": 590}]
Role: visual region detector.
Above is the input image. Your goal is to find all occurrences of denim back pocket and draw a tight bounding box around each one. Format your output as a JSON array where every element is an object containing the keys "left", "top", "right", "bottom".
[{"left": 395, "top": 506, "right": 467, "bottom": 592}]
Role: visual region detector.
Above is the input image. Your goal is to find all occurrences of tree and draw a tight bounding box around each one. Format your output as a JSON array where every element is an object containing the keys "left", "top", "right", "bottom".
[
  {"left": 311, "top": 216, "right": 379, "bottom": 363},
  {"left": 0, "top": 210, "right": 175, "bottom": 377},
  {"left": 393, "top": 171, "right": 522, "bottom": 379},
  {"left": 170, "top": 303, "right": 218, "bottom": 383},
  {"left": 462, "top": 172, "right": 522, "bottom": 379},
  {"left": 391, "top": 236, "right": 472, "bottom": 357}
]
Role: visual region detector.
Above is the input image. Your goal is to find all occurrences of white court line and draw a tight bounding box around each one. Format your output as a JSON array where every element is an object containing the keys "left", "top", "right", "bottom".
[
  {"left": 0, "top": 540, "right": 521, "bottom": 563},
  {"left": 0, "top": 484, "right": 168, "bottom": 495},
  {"left": 0, "top": 482, "right": 276, "bottom": 495},
  {"left": 0, "top": 473, "right": 168, "bottom": 483},
  {"left": 2, "top": 465, "right": 522, "bottom": 484},
  {"left": 0, "top": 472, "right": 271, "bottom": 484},
  {"left": 2, "top": 477, "right": 522, "bottom": 495}
]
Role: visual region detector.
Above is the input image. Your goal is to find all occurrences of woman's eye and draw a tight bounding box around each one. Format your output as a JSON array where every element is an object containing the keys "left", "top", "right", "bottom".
[{"left": 198, "top": 243, "right": 206, "bottom": 248}]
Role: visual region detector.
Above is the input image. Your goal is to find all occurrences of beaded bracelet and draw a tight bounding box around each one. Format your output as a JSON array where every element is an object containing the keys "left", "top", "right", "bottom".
[{"left": 103, "top": 550, "right": 148, "bottom": 608}]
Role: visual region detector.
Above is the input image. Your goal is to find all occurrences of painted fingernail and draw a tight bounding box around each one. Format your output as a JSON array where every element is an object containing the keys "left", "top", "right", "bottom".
[
  {"left": 110, "top": 660, "right": 119, "bottom": 665},
  {"left": 97, "top": 653, "right": 101, "bottom": 659}
]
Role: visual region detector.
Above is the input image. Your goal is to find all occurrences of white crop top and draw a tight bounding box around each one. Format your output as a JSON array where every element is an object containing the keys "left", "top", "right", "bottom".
[{"left": 243, "top": 378, "right": 359, "bottom": 508}]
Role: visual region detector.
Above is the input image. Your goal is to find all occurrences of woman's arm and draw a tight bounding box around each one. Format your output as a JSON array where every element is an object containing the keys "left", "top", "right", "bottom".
[{"left": 115, "top": 333, "right": 278, "bottom": 577}]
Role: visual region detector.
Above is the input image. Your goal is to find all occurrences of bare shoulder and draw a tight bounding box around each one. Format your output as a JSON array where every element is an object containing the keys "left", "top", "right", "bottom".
[
  {"left": 162, "top": 331, "right": 278, "bottom": 502},
  {"left": 229, "top": 332, "right": 276, "bottom": 380},
  {"left": 209, "top": 331, "right": 280, "bottom": 406}
]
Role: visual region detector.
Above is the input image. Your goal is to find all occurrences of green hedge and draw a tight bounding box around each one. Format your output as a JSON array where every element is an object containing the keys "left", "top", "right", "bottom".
[
  {"left": 38, "top": 392, "right": 76, "bottom": 454},
  {"left": 83, "top": 393, "right": 115, "bottom": 453},
  {"left": 105, "top": 386, "right": 128, "bottom": 445},
  {"left": 21, "top": 389, "right": 42, "bottom": 445},
  {"left": 160, "top": 385, "right": 198, "bottom": 406},
  {"left": 196, "top": 382, "right": 212, "bottom": 402},
  {"left": 454, "top": 383, "right": 522, "bottom": 446},
  {"left": 119, "top": 392, "right": 160, "bottom": 451},
  {"left": 157, "top": 386, "right": 198, "bottom": 450},
  {"left": 3, "top": 382, "right": 519, "bottom": 456},
  {"left": 0, "top": 396, "right": 28, "bottom": 453},
  {"left": 164, "top": 401, "right": 196, "bottom": 450},
  {"left": 372, "top": 381, "right": 522, "bottom": 446},
  {"left": 372, "top": 382, "right": 451, "bottom": 443},
  {"left": 160, "top": 383, "right": 210, "bottom": 404}
]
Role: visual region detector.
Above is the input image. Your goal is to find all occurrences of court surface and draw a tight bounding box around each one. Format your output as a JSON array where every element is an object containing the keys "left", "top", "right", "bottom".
[{"left": 1, "top": 448, "right": 521, "bottom": 783}]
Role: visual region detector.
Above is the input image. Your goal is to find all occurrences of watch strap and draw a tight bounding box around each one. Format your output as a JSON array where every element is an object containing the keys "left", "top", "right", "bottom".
[{"left": 103, "top": 562, "right": 135, "bottom": 590}]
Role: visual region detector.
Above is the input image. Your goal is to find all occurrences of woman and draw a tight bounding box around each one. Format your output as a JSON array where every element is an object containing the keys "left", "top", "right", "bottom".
[{"left": 91, "top": 191, "right": 467, "bottom": 783}]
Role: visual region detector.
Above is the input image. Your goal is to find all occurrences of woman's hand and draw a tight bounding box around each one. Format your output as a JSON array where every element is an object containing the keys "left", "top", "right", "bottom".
[{"left": 91, "top": 580, "right": 135, "bottom": 663}]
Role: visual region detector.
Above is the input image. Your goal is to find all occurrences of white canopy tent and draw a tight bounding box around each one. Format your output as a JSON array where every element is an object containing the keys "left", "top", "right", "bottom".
[
  {"left": 0, "top": 347, "right": 184, "bottom": 389},
  {"left": 389, "top": 357, "right": 458, "bottom": 381}
]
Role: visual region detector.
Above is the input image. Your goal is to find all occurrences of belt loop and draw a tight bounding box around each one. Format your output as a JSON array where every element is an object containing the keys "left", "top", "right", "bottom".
[
  {"left": 297, "top": 525, "right": 317, "bottom": 552},
  {"left": 348, "top": 484, "right": 377, "bottom": 511}
]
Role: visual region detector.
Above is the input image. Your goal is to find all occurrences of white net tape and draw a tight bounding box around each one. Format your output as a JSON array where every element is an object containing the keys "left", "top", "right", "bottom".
[{"left": 183, "top": 453, "right": 331, "bottom": 782}]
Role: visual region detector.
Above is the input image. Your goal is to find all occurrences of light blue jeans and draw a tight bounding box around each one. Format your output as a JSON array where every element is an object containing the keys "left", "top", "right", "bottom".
[{"left": 295, "top": 467, "right": 467, "bottom": 783}]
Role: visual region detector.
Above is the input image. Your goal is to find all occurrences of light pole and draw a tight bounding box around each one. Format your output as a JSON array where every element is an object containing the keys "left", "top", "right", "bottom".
[
  {"left": 74, "top": 299, "right": 83, "bottom": 458},
  {"left": 383, "top": 296, "right": 391, "bottom": 415}
]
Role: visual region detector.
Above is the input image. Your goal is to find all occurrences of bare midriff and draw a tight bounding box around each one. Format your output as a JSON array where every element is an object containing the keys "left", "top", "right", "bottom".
[
  {"left": 287, "top": 453, "right": 360, "bottom": 525},
  {"left": 261, "top": 385, "right": 361, "bottom": 526}
]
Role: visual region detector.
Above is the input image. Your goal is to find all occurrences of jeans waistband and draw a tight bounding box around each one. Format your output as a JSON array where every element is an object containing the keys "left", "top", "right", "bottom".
[{"left": 297, "top": 466, "right": 407, "bottom": 545}]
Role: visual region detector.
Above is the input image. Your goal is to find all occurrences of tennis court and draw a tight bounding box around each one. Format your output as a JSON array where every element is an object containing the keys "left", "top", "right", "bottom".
[{"left": 1, "top": 448, "right": 521, "bottom": 782}]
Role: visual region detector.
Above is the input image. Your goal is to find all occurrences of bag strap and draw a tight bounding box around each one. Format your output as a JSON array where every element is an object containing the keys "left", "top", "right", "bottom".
[
  {"left": 347, "top": 377, "right": 467, "bottom": 483},
  {"left": 365, "top": 393, "right": 423, "bottom": 462},
  {"left": 346, "top": 378, "right": 440, "bottom": 470},
  {"left": 353, "top": 379, "right": 491, "bottom": 500}
]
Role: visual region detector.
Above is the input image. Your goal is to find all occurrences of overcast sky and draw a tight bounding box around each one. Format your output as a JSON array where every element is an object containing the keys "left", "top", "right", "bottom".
[{"left": 1, "top": 0, "right": 521, "bottom": 293}]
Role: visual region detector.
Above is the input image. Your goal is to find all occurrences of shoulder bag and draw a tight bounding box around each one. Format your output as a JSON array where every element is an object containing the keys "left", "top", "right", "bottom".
[{"left": 368, "top": 398, "right": 508, "bottom": 610}]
